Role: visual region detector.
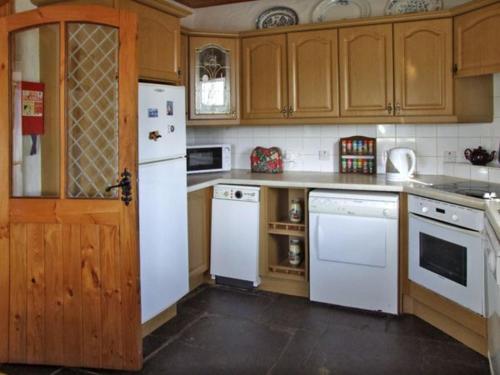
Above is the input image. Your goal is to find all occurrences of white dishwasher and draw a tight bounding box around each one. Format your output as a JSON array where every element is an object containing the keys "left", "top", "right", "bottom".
[
  {"left": 309, "top": 190, "right": 399, "bottom": 314},
  {"left": 211, "top": 185, "right": 261, "bottom": 287}
]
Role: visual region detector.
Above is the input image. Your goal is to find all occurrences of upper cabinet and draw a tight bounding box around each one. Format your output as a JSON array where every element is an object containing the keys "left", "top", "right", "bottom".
[
  {"left": 339, "top": 24, "right": 393, "bottom": 117},
  {"left": 242, "top": 34, "right": 288, "bottom": 119},
  {"left": 287, "top": 29, "right": 339, "bottom": 118},
  {"left": 394, "top": 19, "right": 453, "bottom": 116},
  {"left": 189, "top": 36, "right": 239, "bottom": 120},
  {"left": 455, "top": 2, "right": 500, "bottom": 77},
  {"left": 118, "top": 1, "right": 182, "bottom": 83}
]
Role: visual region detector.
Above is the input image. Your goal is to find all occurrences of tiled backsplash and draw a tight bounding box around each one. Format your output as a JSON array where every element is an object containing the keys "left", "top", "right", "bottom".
[{"left": 187, "top": 74, "right": 500, "bottom": 176}]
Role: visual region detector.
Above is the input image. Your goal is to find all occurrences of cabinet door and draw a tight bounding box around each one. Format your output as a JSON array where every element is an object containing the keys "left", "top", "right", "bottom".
[
  {"left": 242, "top": 34, "right": 288, "bottom": 119},
  {"left": 339, "top": 24, "right": 393, "bottom": 117},
  {"left": 394, "top": 19, "right": 453, "bottom": 116},
  {"left": 189, "top": 36, "right": 239, "bottom": 120},
  {"left": 119, "top": 0, "right": 181, "bottom": 83},
  {"left": 288, "top": 29, "right": 339, "bottom": 118},
  {"left": 455, "top": 2, "right": 500, "bottom": 77},
  {"left": 188, "top": 189, "right": 211, "bottom": 290}
]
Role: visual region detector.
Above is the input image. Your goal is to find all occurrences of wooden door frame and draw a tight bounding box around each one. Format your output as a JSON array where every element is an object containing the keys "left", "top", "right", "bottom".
[{"left": 0, "top": 5, "right": 141, "bottom": 370}]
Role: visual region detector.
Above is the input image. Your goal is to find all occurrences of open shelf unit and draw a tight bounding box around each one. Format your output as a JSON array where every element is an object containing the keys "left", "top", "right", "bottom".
[{"left": 261, "top": 187, "right": 309, "bottom": 286}]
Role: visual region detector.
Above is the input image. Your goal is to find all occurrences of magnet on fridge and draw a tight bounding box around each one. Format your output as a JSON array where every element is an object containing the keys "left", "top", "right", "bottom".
[
  {"left": 167, "top": 101, "right": 174, "bottom": 116},
  {"left": 148, "top": 108, "right": 158, "bottom": 118}
]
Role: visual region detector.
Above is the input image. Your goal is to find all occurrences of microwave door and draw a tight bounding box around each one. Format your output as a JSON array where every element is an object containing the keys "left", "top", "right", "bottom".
[{"left": 187, "top": 147, "right": 223, "bottom": 173}]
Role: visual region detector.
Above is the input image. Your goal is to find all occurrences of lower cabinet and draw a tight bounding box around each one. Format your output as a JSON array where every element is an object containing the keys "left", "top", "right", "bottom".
[{"left": 187, "top": 188, "right": 212, "bottom": 290}]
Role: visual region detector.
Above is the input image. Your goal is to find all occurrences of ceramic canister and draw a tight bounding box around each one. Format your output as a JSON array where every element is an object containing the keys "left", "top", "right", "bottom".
[{"left": 289, "top": 239, "right": 302, "bottom": 266}]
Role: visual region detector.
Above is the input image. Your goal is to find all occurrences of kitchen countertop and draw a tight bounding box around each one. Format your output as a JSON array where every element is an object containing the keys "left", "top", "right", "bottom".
[{"left": 187, "top": 169, "right": 487, "bottom": 209}]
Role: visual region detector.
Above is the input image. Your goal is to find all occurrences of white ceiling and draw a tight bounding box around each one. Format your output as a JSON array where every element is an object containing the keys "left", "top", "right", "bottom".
[{"left": 179, "top": 0, "right": 472, "bottom": 32}]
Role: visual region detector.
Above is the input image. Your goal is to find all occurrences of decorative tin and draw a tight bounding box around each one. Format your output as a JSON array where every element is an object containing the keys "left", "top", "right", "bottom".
[{"left": 256, "top": 7, "right": 299, "bottom": 29}]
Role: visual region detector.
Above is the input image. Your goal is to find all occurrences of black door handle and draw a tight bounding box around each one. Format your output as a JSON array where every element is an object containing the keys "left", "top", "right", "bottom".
[{"left": 106, "top": 168, "right": 132, "bottom": 206}]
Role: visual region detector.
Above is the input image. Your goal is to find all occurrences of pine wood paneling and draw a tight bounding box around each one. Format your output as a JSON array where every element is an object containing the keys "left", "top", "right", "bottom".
[
  {"left": 339, "top": 24, "right": 394, "bottom": 117},
  {"left": 394, "top": 19, "right": 453, "bottom": 116},
  {"left": 62, "top": 224, "right": 83, "bottom": 366},
  {"left": 9, "top": 224, "right": 27, "bottom": 363},
  {"left": 81, "top": 224, "right": 102, "bottom": 368},
  {"left": 44, "top": 224, "right": 64, "bottom": 364},
  {"left": 26, "top": 224, "right": 46, "bottom": 364},
  {"left": 100, "top": 225, "right": 123, "bottom": 368}
]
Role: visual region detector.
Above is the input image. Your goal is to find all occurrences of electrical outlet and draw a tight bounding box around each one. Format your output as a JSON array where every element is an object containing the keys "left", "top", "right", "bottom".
[
  {"left": 318, "top": 150, "right": 330, "bottom": 161},
  {"left": 443, "top": 150, "right": 457, "bottom": 163}
]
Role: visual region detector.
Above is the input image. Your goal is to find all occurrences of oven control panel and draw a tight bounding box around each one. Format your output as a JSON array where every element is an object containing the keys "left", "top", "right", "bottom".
[{"left": 408, "top": 195, "right": 484, "bottom": 232}]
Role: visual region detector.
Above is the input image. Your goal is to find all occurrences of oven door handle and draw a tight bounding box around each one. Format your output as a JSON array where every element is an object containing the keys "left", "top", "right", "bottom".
[{"left": 409, "top": 213, "right": 481, "bottom": 237}]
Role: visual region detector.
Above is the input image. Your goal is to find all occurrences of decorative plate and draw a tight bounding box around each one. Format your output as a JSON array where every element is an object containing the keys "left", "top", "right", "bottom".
[
  {"left": 312, "top": 0, "right": 371, "bottom": 23},
  {"left": 385, "top": 0, "right": 443, "bottom": 15},
  {"left": 256, "top": 7, "right": 299, "bottom": 29}
]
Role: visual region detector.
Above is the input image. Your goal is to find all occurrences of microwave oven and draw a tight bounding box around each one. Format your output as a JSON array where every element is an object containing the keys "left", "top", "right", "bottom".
[{"left": 186, "top": 144, "right": 232, "bottom": 174}]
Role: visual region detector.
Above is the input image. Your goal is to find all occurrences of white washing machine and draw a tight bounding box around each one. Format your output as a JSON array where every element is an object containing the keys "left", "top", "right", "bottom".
[
  {"left": 211, "top": 185, "right": 261, "bottom": 287},
  {"left": 309, "top": 190, "right": 399, "bottom": 314}
]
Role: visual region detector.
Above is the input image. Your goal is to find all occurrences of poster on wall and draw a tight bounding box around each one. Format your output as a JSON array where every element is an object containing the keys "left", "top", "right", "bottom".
[{"left": 21, "top": 81, "right": 45, "bottom": 155}]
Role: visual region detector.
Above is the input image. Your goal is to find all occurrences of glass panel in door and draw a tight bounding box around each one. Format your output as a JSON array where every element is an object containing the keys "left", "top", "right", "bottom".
[
  {"left": 11, "top": 24, "right": 60, "bottom": 197},
  {"left": 194, "top": 45, "right": 231, "bottom": 115},
  {"left": 66, "top": 23, "right": 119, "bottom": 198}
]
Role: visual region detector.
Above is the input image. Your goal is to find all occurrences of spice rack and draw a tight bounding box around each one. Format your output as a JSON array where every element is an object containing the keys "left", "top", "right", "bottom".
[
  {"left": 339, "top": 136, "right": 376, "bottom": 174},
  {"left": 262, "top": 188, "right": 309, "bottom": 283}
]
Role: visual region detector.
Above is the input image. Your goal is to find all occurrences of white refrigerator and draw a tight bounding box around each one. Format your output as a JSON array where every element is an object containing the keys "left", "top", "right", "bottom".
[{"left": 138, "top": 83, "right": 189, "bottom": 324}]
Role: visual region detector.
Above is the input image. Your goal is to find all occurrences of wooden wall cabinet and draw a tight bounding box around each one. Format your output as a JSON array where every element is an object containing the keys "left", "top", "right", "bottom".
[
  {"left": 118, "top": 1, "right": 182, "bottom": 83},
  {"left": 287, "top": 29, "right": 339, "bottom": 118},
  {"left": 181, "top": 32, "right": 189, "bottom": 114},
  {"left": 242, "top": 34, "right": 288, "bottom": 119},
  {"left": 339, "top": 24, "right": 394, "bottom": 117},
  {"left": 455, "top": 2, "right": 500, "bottom": 77},
  {"left": 187, "top": 188, "right": 212, "bottom": 290},
  {"left": 394, "top": 19, "right": 453, "bottom": 116},
  {"left": 189, "top": 36, "right": 239, "bottom": 121}
]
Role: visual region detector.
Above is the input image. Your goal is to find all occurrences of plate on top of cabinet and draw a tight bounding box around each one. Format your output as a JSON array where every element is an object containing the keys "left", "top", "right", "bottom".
[
  {"left": 385, "top": 0, "right": 443, "bottom": 15},
  {"left": 312, "top": 0, "right": 371, "bottom": 22},
  {"left": 256, "top": 7, "right": 299, "bottom": 29}
]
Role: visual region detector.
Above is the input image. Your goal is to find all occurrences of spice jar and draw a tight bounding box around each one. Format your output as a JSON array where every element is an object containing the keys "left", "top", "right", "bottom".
[
  {"left": 289, "top": 238, "right": 302, "bottom": 266},
  {"left": 289, "top": 199, "right": 302, "bottom": 223}
]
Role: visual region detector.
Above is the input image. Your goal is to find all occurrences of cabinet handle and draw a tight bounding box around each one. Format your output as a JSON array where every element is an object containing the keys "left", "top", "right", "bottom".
[
  {"left": 395, "top": 103, "right": 401, "bottom": 115},
  {"left": 230, "top": 108, "right": 236, "bottom": 117},
  {"left": 177, "top": 69, "right": 182, "bottom": 77},
  {"left": 281, "top": 106, "right": 288, "bottom": 118},
  {"left": 387, "top": 103, "right": 393, "bottom": 115},
  {"left": 288, "top": 106, "right": 294, "bottom": 117}
]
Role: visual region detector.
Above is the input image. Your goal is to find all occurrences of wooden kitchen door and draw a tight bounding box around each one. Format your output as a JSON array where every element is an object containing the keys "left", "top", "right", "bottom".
[{"left": 0, "top": 5, "right": 142, "bottom": 371}]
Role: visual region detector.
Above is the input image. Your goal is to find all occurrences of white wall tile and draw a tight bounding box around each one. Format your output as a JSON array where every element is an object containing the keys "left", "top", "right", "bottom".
[
  {"left": 252, "top": 126, "right": 269, "bottom": 138},
  {"left": 238, "top": 126, "right": 253, "bottom": 138},
  {"left": 286, "top": 138, "right": 303, "bottom": 153},
  {"left": 320, "top": 137, "right": 339, "bottom": 155},
  {"left": 470, "top": 165, "right": 489, "bottom": 182},
  {"left": 377, "top": 124, "right": 396, "bottom": 138},
  {"left": 321, "top": 125, "right": 339, "bottom": 137},
  {"left": 396, "top": 137, "right": 416, "bottom": 149},
  {"left": 437, "top": 124, "right": 458, "bottom": 137},
  {"left": 268, "top": 126, "right": 287, "bottom": 138},
  {"left": 303, "top": 138, "right": 322, "bottom": 154},
  {"left": 376, "top": 138, "right": 396, "bottom": 158},
  {"left": 301, "top": 155, "right": 322, "bottom": 172},
  {"left": 416, "top": 157, "right": 437, "bottom": 175},
  {"left": 437, "top": 137, "right": 458, "bottom": 157},
  {"left": 458, "top": 123, "right": 490, "bottom": 137},
  {"left": 286, "top": 125, "right": 304, "bottom": 137},
  {"left": 303, "top": 125, "right": 322, "bottom": 138},
  {"left": 396, "top": 124, "right": 416, "bottom": 137},
  {"left": 416, "top": 138, "right": 437, "bottom": 157},
  {"left": 338, "top": 125, "right": 357, "bottom": 138},
  {"left": 356, "top": 125, "right": 377, "bottom": 137},
  {"left": 494, "top": 73, "right": 500, "bottom": 94},
  {"left": 453, "top": 163, "right": 471, "bottom": 179},
  {"left": 416, "top": 125, "right": 437, "bottom": 138},
  {"left": 489, "top": 167, "right": 500, "bottom": 184}
]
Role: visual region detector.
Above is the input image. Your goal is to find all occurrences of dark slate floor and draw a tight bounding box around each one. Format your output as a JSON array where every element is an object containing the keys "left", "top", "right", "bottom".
[{"left": 0, "top": 284, "right": 492, "bottom": 375}]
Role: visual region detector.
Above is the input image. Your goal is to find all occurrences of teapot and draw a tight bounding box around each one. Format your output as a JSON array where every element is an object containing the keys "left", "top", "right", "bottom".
[{"left": 464, "top": 147, "right": 496, "bottom": 166}]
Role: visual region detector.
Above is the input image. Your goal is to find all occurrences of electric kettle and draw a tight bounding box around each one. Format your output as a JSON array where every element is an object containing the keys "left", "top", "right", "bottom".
[{"left": 385, "top": 147, "right": 417, "bottom": 182}]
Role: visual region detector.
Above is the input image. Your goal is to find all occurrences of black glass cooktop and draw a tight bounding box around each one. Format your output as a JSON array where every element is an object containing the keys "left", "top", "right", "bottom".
[{"left": 432, "top": 181, "right": 500, "bottom": 199}]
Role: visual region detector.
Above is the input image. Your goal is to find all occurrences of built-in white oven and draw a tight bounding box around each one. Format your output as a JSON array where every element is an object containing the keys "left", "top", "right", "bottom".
[
  {"left": 408, "top": 195, "right": 485, "bottom": 316},
  {"left": 186, "top": 144, "right": 231, "bottom": 174}
]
